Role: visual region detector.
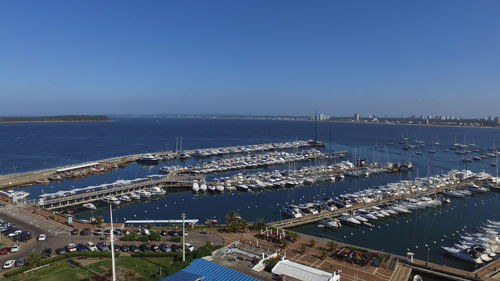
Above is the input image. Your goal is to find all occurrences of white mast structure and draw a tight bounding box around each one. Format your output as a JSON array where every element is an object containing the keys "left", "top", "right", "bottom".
[{"left": 109, "top": 204, "right": 116, "bottom": 281}]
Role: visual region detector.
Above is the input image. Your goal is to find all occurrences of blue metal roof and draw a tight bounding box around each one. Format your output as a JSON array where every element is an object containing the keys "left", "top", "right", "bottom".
[
  {"left": 160, "top": 258, "right": 262, "bottom": 281},
  {"left": 160, "top": 270, "right": 202, "bottom": 281}
]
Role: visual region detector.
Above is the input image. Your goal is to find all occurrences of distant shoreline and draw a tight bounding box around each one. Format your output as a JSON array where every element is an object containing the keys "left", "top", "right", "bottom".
[
  {"left": 0, "top": 120, "right": 113, "bottom": 124},
  {"left": 0, "top": 115, "right": 112, "bottom": 123}
]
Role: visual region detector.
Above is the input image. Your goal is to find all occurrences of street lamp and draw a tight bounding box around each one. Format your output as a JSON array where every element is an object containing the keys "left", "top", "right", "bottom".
[
  {"left": 109, "top": 204, "right": 116, "bottom": 281},
  {"left": 181, "top": 213, "right": 186, "bottom": 262}
]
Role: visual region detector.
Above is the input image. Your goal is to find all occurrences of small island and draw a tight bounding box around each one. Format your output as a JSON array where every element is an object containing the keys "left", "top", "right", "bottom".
[{"left": 0, "top": 115, "right": 112, "bottom": 123}]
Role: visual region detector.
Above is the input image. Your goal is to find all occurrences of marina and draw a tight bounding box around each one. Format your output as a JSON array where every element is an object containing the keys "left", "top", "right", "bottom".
[{"left": 1, "top": 118, "right": 499, "bottom": 277}]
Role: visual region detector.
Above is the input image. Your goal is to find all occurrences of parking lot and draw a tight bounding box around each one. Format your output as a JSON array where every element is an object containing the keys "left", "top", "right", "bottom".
[{"left": 0, "top": 203, "right": 224, "bottom": 273}]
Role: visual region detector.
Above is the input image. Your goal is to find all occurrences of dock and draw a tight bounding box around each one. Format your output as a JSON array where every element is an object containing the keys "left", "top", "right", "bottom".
[
  {"left": 0, "top": 140, "right": 322, "bottom": 189},
  {"left": 35, "top": 174, "right": 201, "bottom": 210},
  {"left": 268, "top": 181, "right": 471, "bottom": 229}
]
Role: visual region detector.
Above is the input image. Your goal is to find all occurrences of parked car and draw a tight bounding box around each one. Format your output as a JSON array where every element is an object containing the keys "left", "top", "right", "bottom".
[
  {"left": 120, "top": 244, "right": 129, "bottom": 252},
  {"left": 70, "top": 229, "right": 79, "bottom": 235},
  {"left": 66, "top": 243, "right": 77, "bottom": 252},
  {"left": 97, "top": 242, "right": 109, "bottom": 251},
  {"left": 7, "top": 229, "right": 22, "bottom": 237},
  {"left": 13, "top": 232, "right": 32, "bottom": 242},
  {"left": 10, "top": 243, "right": 20, "bottom": 253},
  {"left": 170, "top": 244, "right": 181, "bottom": 252},
  {"left": 55, "top": 248, "right": 66, "bottom": 255},
  {"left": 86, "top": 242, "right": 97, "bottom": 252},
  {"left": 38, "top": 234, "right": 47, "bottom": 241},
  {"left": 42, "top": 248, "right": 52, "bottom": 257},
  {"left": 80, "top": 228, "right": 91, "bottom": 236},
  {"left": 15, "top": 257, "right": 25, "bottom": 267},
  {"left": 159, "top": 243, "right": 171, "bottom": 252},
  {"left": 160, "top": 230, "right": 168, "bottom": 236},
  {"left": 185, "top": 243, "right": 195, "bottom": 252},
  {"left": 0, "top": 248, "right": 9, "bottom": 255},
  {"left": 150, "top": 244, "right": 160, "bottom": 252},
  {"left": 3, "top": 260, "right": 15, "bottom": 269},
  {"left": 93, "top": 229, "right": 103, "bottom": 236},
  {"left": 139, "top": 243, "right": 150, "bottom": 252},
  {"left": 77, "top": 243, "right": 88, "bottom": 252},
  {"left": 129, "top": 245, "right": 139, "bottom": 253}
]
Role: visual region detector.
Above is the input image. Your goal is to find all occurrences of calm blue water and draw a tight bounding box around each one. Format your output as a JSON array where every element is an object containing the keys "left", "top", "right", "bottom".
[{"left": 1, "top": 118, "right": 499, "bottom": 271}]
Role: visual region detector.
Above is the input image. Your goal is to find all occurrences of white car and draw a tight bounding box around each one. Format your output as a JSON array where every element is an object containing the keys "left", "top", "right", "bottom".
[
  {"left": 86, "top": 242, "right": 97, "bottom": 252},
  {"left": 3, "top": 260, "right": 16, "bottom": 269},
  {"left": 7, "top": 230, "right": 22, "bottom": 237},
  {"left": 66, "top": 243, "right": 77, "bottom": 252},
  {"left": 184, "top": 243, "right": 195, "bottom": 252},
  {"left": 38, "top": 234, "right": 47, "bottom": 241},
  {"left": 10, "top": 244, "right": 20, "bottom": 253}
]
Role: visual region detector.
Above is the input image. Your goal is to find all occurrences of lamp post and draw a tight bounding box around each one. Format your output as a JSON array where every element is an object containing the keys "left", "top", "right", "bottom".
[
  {"left": 181, "top": 213, "right": 186, "bottom": 262},
  {"left": 425, "top": 244, "right": 430, "bottom": 265},
  {"left": 109, "top": 204, "right": 116, "bottom": 281}
]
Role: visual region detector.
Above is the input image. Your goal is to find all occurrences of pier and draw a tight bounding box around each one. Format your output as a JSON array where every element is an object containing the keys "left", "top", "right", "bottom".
[
  {"left": 268, "top": 181, "right": 472, "bottom": 229},
  {"left": 0, "top": 140, "right": 322, "bottom": 189},
  {"left": 35, "top": 174, "right": 201, "bottom": 210}
]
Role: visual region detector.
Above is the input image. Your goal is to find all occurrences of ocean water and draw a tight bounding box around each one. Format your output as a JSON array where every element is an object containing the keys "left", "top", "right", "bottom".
[{"left": 1, "top": 118, "right": 499, "bottom": 271}]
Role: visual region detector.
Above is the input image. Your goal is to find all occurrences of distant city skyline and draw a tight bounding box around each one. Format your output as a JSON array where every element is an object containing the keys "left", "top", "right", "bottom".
[{"left": 1, "top": 0, "right": 499, "bottom": 117}]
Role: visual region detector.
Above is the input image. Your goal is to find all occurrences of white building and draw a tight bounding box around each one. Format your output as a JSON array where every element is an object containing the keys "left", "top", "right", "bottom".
[{"left": 272, "top": 259, "right": 341, "bottom": 281}]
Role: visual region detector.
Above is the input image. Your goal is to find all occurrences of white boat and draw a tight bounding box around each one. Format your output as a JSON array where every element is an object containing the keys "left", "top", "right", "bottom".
[
  {"left": 137, "top": 190, "right": 152, "bottom": 198},
  {"left": 337, "top": 215, "right": 361, "bottom": 226},
  {"left": 318, "top": 218, "right": 341, "bottom": 228},
  {"left": 129, "top": 193, "right": 141, "bottom": 200},
  {"left": 102, "top": 196, "right": 120, "bottom": 205},
  {"left": 192, "top": 181, "right": 200, "bottom": 192},
  {"left": 118, "top": 195, "right": 131, "bottom": 202},
  {"left": 82, "top": 203, "right": 96, "bottom": 210},
  {"left": 215, "top": 185, "right": 225, "bottom": 192},
  {"left": 441, "top": 246, "right": 483, "bottom": 264},
  {"left": 199, "top": 182, "right": 207, "bottom": 192},
  {"left": 147, "top": 186, "right": 166, "bottom": 195}
]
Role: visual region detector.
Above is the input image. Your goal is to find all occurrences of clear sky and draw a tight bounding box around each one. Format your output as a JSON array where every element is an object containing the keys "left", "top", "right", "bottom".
[{"left": 0, "top": 0, "right": 499, "bottom": 117}]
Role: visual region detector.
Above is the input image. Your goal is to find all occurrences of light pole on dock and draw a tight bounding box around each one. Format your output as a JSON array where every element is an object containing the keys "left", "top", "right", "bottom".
[
  {"left": 109, "top": 204, "right": 116, "bottom": 281},
  {"left": 181, "top": 212, "right": 186, "bottom": 262}
]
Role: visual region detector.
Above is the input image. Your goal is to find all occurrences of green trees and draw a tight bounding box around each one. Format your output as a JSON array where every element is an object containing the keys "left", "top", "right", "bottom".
[
  {"left": 327, "top": 241, "right": 338, "bottom": 251},
  {"left": 251, "top": 217, "right": 266, "bottom": 230},
  {"left": 96, "top": 216, "right": 104, "bottom": 227},
  {"left": 225, "top": 211, "right": 248, "bottom": 232},
  {"left": 309, "top": 239, "right": 316, "bottom": 248},
  {"left": 300, "top": 244, "right": 307, "bottom": 254},
  {"left": 28, "top": 250, "right": 42, "bottom": 267}
]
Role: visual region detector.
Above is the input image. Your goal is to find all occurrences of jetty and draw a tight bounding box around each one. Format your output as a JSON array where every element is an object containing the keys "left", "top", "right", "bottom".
[
  {"left": 0, "top": 140, "right": 323, "bottom": 189},
  {"left": 35, "top": 174, "right": 201, "bottom": 210},
  {"left": 268, "top": 180, "right": 476, "bottom": 229}
]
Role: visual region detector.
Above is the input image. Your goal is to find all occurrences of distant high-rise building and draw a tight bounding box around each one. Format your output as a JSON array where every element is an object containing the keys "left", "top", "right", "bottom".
[
  {"left": 496, "top": 117, "right": 500, "bottom": 125},
  {"left": 318, "top": 114, "right": 329, "bottom": 120},
  {"left": 354, "top": 113, "right": 360, "bottom": 121}
]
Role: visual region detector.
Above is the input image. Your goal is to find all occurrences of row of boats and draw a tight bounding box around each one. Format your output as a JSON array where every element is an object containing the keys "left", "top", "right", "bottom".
[
  {"left": 81, "top": 186, "right": 166, "bottom": 210},
  {"left": 160, "top": 149, "right": 326, "bottom": 175},
  {"left": 136, "top": 140, "right": 321, "bottom": 164},
  {"left": 278, "top": 170, "right": 498, "bottom": 229},
  {"left": 190, "top": 161, "right": 394, "bottom": 193},
  {"left": 442, "top": 219, "right": 499, "bottom": 265}
]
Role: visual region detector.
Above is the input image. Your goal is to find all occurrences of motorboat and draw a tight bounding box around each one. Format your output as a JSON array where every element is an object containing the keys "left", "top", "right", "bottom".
[
  {"left": 129, "top": 193, "right": 141, "bottom": 200},
  {"left": 82, "top": 203, "right": 96, "bottom": 210},
  {"left": 337, "top": 215, "right": 361, "bottom": 226},
  {"left": 147, "top": 186, "right": 166, "bottom": 195},
  {"left": 318, "top": 218, "right": 341, "bottom": 228},
  {"left": 136, "top": 153, "right": 161, "bottom": 164},
  {"left": 118, "top": 195, "right": 131, "bottom": 202},
  {"left": 192, "top": 181, "right": 199, "bottom": 192}
]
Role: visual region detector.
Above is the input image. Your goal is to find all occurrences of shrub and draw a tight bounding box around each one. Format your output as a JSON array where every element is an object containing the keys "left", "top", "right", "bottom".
[{"left": 170, "top": 236, "right": 181, "bottom": 242}]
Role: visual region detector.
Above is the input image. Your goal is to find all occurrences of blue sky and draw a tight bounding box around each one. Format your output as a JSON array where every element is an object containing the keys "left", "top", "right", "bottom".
[{"left": 0, "top": 0, "right": 499, "bottom": 117}]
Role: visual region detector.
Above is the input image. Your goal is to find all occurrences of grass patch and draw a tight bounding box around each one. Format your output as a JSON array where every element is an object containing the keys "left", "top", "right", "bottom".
[
  {"left": 85, "top": 257, "right": 173, "bottom": 280},
  {"left": 4, "top": 262, "right": 95, "bottom": 281}
]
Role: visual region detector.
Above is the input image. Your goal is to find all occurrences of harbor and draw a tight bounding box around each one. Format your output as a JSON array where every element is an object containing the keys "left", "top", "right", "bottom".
[{"left": 1, "top": 118, "right": 499, "bottom": 280}]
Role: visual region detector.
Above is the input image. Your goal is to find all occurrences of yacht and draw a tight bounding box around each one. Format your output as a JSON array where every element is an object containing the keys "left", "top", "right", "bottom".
[
  {"left": 137, "top": 190, "right": 152, "bottom": 198},
  {"left": 82, "top": 203, "right": 97, "bottom": 210},
  {"left": 281, "top": 205, "right": 302, "bottom": 218},
  {"left": 192, "top": 181, "right": 200, "bottom": 192},
  {"left": 147, "top": 186, "right": 166, "bottom": 195},
  {"left": 118, "top": 195, "right": 131, "bottom": 202},
  {"left": 136, "top": 153, "right": 161, "bottom": 164},
  {"left": 441, "top": 246, "right": 483, "bottom": 264},
  {"left": 199, "top": 182, "right": 208, "bottom": 192},
  {"left": 102, "top": 196, "right": 120, "bottom": 205},
  {"left": 129, "top": 192, "right": 141, "bottom": 200},
  {"left": 337, "top": 215, "right": 361, "bottom": 226},
  {"left": 318, "top": 218, "right": 341, "bottom": 228}
]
